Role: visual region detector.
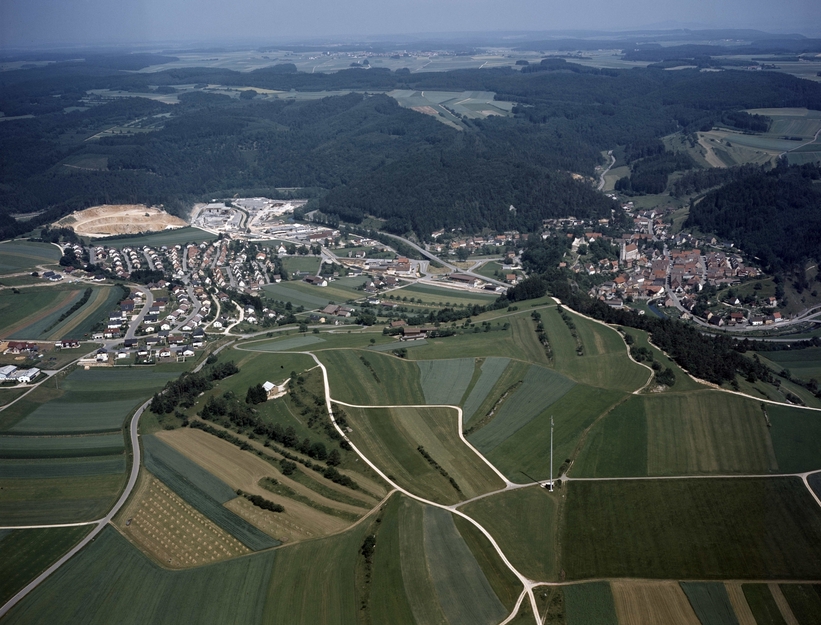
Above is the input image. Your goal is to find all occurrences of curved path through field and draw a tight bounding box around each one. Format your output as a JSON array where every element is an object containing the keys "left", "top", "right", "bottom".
[{"left": 0, "top": 397, "right": 150, "bottom": 619}]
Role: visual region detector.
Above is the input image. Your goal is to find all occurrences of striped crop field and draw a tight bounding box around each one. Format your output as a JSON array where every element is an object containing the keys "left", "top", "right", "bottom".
[
  {"left": 417, "top": 358, "right": 475, "bottom": 405},
  {"left": 460, "top": 357, "right": 510, "bottom": 423},
  {"left": 468, "top": 364, "right": 576, "bottom": 454}
]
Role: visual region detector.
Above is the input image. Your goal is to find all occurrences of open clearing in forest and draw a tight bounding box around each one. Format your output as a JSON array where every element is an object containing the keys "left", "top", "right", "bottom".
[
  {"left": 114, "top": 473, "right": 249, "bottom": 568},
  {"left": 468, "top": 364, "right": 576, "bottom": 454},
  {"left": 417, "top": 358, "right": 475, "bottom": 405},
  {"left": 562, "top": 477, "right": 821, "bottom": 580},
  {"left": 574, "top": 391, "right": 778, "bottom": 477},
  {"left": 157, "top": 428, "right": 361, "bottom": 542},
  {"left": 344, "top": 405, "right": 504, "bottom": 505},
  {"left": 0, "top": 526, "right": 91, "bottom": 606},
  {"left": 319, "top": 349, "right": 425, "bottom": 405},
  {"left": 0, "top": 472, "right": 125, "bottom": 524},
  {"left": 461, "top": 486, "right": 560, "bottom": 581},
  {"left": 0, "top": 241, "right": 60, "bottom": 275},
  {"left": 564, "top": 582, "right": 619, "bottom": 625},
  {"left": 611, "top": 581, "right": 701, "bottom": 625}
]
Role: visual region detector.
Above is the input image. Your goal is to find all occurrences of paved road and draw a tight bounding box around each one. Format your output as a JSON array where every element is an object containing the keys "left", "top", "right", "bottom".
[
  {"left": 597, "top": 150, "right": 616, "bottom": 191},
  {"left": 378, "top": 232, "right": 509, "bottom": 288},
  {"left": 0, "top": 396, "right": 150, "bottom": 619},
  {"left": 124, "top": 285, "right": 154, "bottom": 340}
]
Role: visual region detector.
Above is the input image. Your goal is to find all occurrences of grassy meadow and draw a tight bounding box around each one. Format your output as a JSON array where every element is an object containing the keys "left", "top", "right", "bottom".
[
  {"left": 573, "top": 390, "right": 780, "bottom": 477},
  {"left": 343, "top": 405, "right": 504, "bottom": 504},
  {"left": 561, "top": 477, "right": 821, "bottom": 580},
  {"left": 461, "top": 486, "right": 560, "bottom": 581},
  {"left": 0, "top": 241, "right": 60, "bottom": 275},
  {"left": 101, "top": 227, "right": 217, "bottom": 248}
]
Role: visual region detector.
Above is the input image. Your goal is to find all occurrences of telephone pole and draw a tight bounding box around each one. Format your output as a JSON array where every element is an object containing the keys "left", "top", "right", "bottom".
[{"left": 548, "top": 416, "right": 554, "bottom": 492}]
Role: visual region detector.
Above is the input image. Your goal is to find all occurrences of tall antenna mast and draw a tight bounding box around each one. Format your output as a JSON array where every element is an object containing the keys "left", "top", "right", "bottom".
[{"left": 548, "top": 416, "right": 554, "bottom": 492}]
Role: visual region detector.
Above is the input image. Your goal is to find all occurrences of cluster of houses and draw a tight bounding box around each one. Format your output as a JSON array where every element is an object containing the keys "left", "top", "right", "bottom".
[
  {"left": 429, "top": 230, "right": 525, "bottom": 255},
  {"left": 0, "top": 364, "right": 40, "bottom": 384}
]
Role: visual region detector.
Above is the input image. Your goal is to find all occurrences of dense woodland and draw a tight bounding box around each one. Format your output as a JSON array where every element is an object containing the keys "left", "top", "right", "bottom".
[
  {"left": 686, "top": 163, "right": 821, "bottom": 271},
  {"left": 3, "top": 57, "right": 821, "bottom": 239}
]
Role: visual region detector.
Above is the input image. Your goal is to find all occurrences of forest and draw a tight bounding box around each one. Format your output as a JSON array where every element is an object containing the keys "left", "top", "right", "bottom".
[
  {"left": 2, "top": 57, "right": 821, "bottom": 239},
  {"left": 685, "top": 163, "right": 821, "bottom": 271}
]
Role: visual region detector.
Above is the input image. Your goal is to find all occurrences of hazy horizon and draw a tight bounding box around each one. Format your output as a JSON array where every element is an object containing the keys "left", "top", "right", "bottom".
[{"left": 2, "top": 0, "right": 820, "bottom": 50}]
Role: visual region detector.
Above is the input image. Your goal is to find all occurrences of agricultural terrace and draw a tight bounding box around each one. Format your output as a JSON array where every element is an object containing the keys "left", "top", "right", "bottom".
[
  {"left": 417, "top": 358, "right": 475, "bottom": 405},
  {"left": 393, "top": 282, "right": 499, "bottom": 307},
  {"left": 263, "top": 276, "right": 366, "bottom": 310},
  {"left": 0, "top": 241, "right": 60, "bottom": 275},
  {"left": 318, "top": 350, "right": 425, "bottom": 405},
  {"left": 42, "top": 285, "right": 124, "bottom": 341},
  {"left": 460, "top": 357, "right": 511, "bottom": 423}
]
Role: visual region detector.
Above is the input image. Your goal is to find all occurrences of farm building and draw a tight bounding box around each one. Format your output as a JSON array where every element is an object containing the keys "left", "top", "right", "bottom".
[
  {"left": 0, "top": 365, "right": 18, "bottom": 380},
  {"left": 11, "top": 368, "right": 40, "bottom": 383},
  {"left": 263, "top": 379, "right": 290, "bottom": 399}
]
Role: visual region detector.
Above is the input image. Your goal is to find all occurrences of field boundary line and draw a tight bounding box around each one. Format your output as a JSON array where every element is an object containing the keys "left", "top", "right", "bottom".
[
  {"left": 300, "top": 351, "right": 543, "bottom": 624},
  {"left": 0, "top": 520, "right": 102, "bottom": 530},
  {"left": 0, "top": 397, "right": 151, "bottom": 619}
]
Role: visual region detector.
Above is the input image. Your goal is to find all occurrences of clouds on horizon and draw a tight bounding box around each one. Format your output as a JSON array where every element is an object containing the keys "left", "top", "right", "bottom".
[{"left": 2, "top": 0, "right": 820, "bottom": 49}]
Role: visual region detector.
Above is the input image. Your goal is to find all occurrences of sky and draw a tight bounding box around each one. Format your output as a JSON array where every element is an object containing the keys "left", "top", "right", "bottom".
[{"left": 1, "top": 0, "right": 820, "bottom": 49}]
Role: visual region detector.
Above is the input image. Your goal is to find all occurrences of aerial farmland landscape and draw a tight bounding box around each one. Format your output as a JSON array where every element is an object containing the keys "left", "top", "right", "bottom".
[{"left": 2, "top": 0, "right": 821, "bottom": 622}]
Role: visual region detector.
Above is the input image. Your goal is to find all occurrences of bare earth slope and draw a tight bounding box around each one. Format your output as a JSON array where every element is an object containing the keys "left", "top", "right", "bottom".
[{"left": 54, "top": 205, "right": 186, "bottom": 237}]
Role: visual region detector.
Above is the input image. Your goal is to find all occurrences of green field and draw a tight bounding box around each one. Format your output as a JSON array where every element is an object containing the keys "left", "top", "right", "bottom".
[
  {"left": 680, "top": 582, "right": 740, "bottom": 625},
  {"left": 768, "top": 404, "right": 821, "bottom": 473},
  {"left": 417, "top": 358, "right": 475, "bottom": 405},
  {"left": 461, "top": 486, "right": 560, "bottom": 581},
  {"left": 102, "top": 227, "right": 217, "bottom": 248},
  {"left": 461, "top": 357, "right": 511, "bottom": 423},
  {"left": 2, "top": 526, "right": 277, "bottom": 625},
  {"left": 262, "top": 282, "right": 338, "bottom": 310},
  {"left": 468, "top": 364, "right": 576, "bottom": 455},
  {"left": 0, "top": 433, "right": 124, "bottom": 459},
  {"left": 246, "top": 335, "right": 326, "bottom": 352},
  {"left": 564, "top": 582, "right": 618, "bottom": 625},
  {"left": 49, "top": 285, "right": 124, "bottom": 340},
  {"left": 0, "top": 455, "right": 125, "bottom": 478},
  {"left": 561, "top": 477, "right": 821, "bottom": 580},
  {"left": 423, "top": 507, "right": 508, "bottom": 625},
  {"left": 10, "top": 398, "right": 141, "bottom": 434},
  {"left": 485, "top": 385, "right": 624, "bottom": 483},
  {"left": 780, "top": 584, "right": 821, "bottom": 624},
  {"left": 319, "top": 349, "right": 425, "bottom": 405},
  {"left": 0, "top": 526, "right": 92, "bottom": 606},
  {"left": 756, "top": 347, "right": 821, "bottom": 382},
  {"left": 281, "top": 256, "right": 321, "bottom": 275},
  {"left": 574, "top": 391, "right": 778, "bottom": 477},
  {"left": 369, "top": 495, "right": 514, "bottom": 625},
  {"left": 0, "top": 286, "right": 85, "bottom": 339},
  {"left": 0, "top": 473, "right": 125, "bottom": 524},
  {"left": 143, "top": 436, "right": 279, "bottom": 550},
  {"left": 742, "top": 585, "right": 787, "bottom": 625},
  {"left": 393, "top": 282, "right": 498, "bottom": 307},
  {"left": 344, "top": 405, "right": 504, "bottom": 504},
  {"left": 0, "top": 241, "right": 60, "bottom": 275},
  {"left": 544, "top": 307, "right": 649, "bottom": 391},
  {"left": 60, "top": 368, "right": 180, "bottom": 396}
]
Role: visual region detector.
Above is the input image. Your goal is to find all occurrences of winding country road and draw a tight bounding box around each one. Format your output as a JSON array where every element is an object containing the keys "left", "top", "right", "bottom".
[{"left": 0, "top": 397, "right": 151, "bottom": 619}]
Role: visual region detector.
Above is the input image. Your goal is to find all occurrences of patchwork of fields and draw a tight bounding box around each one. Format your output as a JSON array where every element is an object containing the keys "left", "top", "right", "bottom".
[{"left": 3, "top": 289, "right": 821, "bottom": 625}]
